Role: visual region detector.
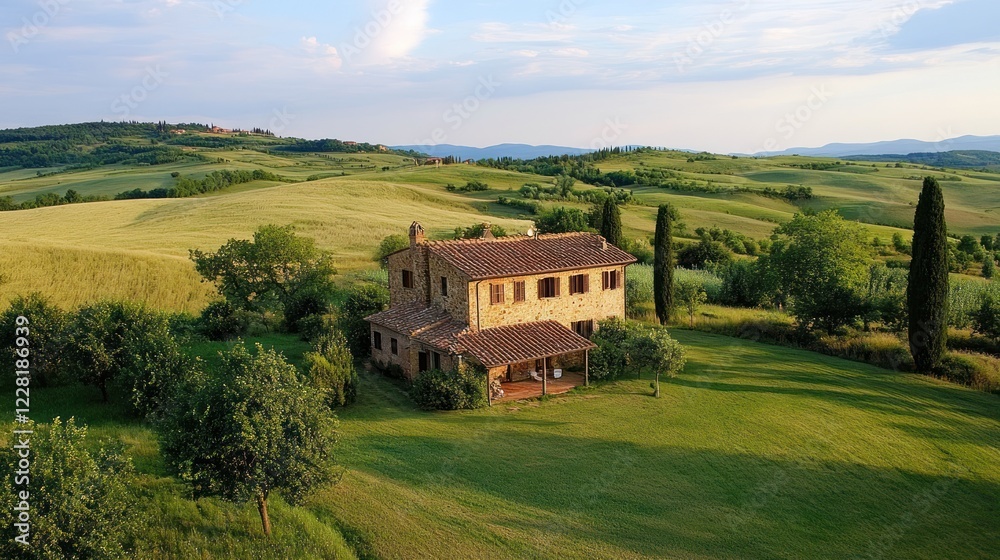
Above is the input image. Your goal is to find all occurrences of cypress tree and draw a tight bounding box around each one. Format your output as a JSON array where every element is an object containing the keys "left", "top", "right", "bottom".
[
  {"left": 908, "top": 177, "right": 950, "bottom": 372},
  {"left": 601, "top": 199, "right": 623, "bottom": 247},
  {"left": 654, "top": 204, "right": 674, "bottom": 325}
]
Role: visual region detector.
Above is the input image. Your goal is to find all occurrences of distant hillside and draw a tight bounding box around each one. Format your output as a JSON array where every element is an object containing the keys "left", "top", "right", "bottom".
[
  {"left": 0, "top": 121, "right": 415, "bottom": 169},
  {"left": 390, "top": 143, "right": 596, "bottom": 160},
  {"left": 848, "top": 150, "right": 1000, "bottom": 169},
  {"left": 755, "top": 135, "right": 1000, "bottom": 157}
]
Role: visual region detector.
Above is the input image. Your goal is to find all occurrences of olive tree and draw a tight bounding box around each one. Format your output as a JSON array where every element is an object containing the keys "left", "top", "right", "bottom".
[{"left": 157, "top": 343, "right": 339, "bottom": 537}]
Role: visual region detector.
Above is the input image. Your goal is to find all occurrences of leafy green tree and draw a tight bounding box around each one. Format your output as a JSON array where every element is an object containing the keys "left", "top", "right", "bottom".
[
  {"left": 861, "top": 263, "right": 909, "bottom": 332},
  {"left": 981, "top": 234, "right": 995, "bottom": 252},
  {"left": 1, "top": 293, "right": 68, "bottom": 387},
  {"left": 983, "top": 257, "right": 995, "bottom": 280},
  {"left": 535, "top": 207, "right": 588, "bottom": 234},
  {"left": 957, "top": 235, "right": 981, "bottom": 256},
  {"left": 555, "top": 174, "right": 576, "bottom": 197},
  {"left": 374, "top": 234, "right": 409, "bottom": 267},
  {"left": 0, "top": 418, "right": 138, "bottom": 559},
  {"left": 625, "top": 326, "right": 686, "bottom": 398},
  {"left": 972, "top": 294, "right": 1000, "bottom": 343},
  {"left": 304, "top": 331, "right": 359, "bottom": 408},
  {"left": 64, "top": 301, "right": 185, "bottom": 414},
  {"left": 908, "top": 177, "right": 950, "bottom": 372},
  {"left": 677, "top": 238, "right": 733, "bottom": 268},
  {"left": 157, "top": 343, "right": 339, "bottom": 537},
  {"left": 675, "top": 279, "right": 708, "bottom": 327},
  {"left": 653, "top": 204, "right": 674, "bottom": 325},
  {"left": 718, "top": 260, "right": 771, "bottom": 308},
  {"left": 336, "top": 283, "right": 389, "bottom": 356},
  {"left": 766, "top": 211, "right": 873, "bottom": 333},
  {"left": 600, "top": 199, "right": 623, "bottom": 247},
  {"left": 892, "top": 232, "right": 912, "bottom": 255},
  {"left": 190, "top": 224, "right": 336, "bottom": 317},
  {"left": 454, "top": 223, "right": 507, "bottom": 239}
]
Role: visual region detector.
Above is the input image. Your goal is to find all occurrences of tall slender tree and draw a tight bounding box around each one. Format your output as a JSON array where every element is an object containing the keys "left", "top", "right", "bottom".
[
  {"left": 654, "top": 204, "right": 674, "bottom": 324},
  {"left": 908, "top": 177, "right": 950, "bottom": 372},
  {"left": 601, "top": 199, "right": 623, "bottom": 247}
]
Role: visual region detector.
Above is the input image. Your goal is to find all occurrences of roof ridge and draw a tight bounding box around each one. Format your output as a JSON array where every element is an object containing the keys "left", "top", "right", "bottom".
[{"left": 424, "top": 231, "right": 594, "bottom": 248}]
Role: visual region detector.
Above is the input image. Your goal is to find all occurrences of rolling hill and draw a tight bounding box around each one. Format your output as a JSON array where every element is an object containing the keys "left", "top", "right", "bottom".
[{"left": 2, "top": 123, "right": 1000, "bottom": 312}]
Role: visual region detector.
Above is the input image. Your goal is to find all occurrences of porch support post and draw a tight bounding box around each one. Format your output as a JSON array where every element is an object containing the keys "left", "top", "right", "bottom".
[
  {"left": 542, "top": 358, "right": 547, "bottom": 396},
  {"left": 585, "top": 350, "right": 590, "bottom": 387},
  {"left": 487, "top": 368, "right": 492, "bottom": 407}
]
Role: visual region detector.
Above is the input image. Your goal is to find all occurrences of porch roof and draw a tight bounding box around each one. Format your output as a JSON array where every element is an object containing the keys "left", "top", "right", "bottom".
[{"left": 455, "top": 321, "right": 596, "bottom": 368}]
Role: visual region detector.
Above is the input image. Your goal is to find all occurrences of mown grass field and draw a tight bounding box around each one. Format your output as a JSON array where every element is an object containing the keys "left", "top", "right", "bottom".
[{"left": 4, "top": 330, "right": 997, "bottom": 559}]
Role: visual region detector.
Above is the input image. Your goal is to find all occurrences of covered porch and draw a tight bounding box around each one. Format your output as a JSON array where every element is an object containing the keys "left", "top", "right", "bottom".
[
  {"left": 497, "top": 371, "right": 588, "bottom": 401},
  {"left": 454, "top": 320, "right": 596, "bottom": 405}
]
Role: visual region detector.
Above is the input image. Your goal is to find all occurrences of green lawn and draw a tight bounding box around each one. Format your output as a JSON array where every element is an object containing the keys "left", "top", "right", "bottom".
[
  {"left": 4, "top": 331, "right": 998, "bottom": 559},
  {"left": 313, "top": 330, "right": 999, "bottom": 559}
]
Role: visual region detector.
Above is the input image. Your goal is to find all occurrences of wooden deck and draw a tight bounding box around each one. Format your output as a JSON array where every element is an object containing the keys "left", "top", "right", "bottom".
[{"left": 496, "top": 372, "right": 586, "bottom": 401}]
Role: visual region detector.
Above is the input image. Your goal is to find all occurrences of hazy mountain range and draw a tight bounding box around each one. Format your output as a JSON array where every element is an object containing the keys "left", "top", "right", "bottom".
[
  {"left": 395, "top": 135, "right": 1000, "bottom": 160},
  {"left": 752, "top": 135, "right": 1000, "bottom": 157}
]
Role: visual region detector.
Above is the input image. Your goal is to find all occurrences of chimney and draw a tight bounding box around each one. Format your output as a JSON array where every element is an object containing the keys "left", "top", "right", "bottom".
[
  {"left": 409, "top": 221, "right": 425, "bottom": 247},
  {"left": 480, "top": 222, "right": 495, "bottom": 241}
]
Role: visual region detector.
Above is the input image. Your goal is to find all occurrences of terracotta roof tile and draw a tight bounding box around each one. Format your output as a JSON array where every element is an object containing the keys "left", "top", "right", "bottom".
[
  {"left": 365, "top": 303, "right": 451, "bottom": 335},
  {"left": 455, "top": 321, "right": 596, "bottom": 368},
  {"left": 426, "top": 232, "right": 636, "bottom": 280}
]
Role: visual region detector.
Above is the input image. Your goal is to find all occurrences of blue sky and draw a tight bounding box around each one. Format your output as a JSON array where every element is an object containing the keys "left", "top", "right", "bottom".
[{"left": 1, "top": 0, "right": 998, "bottom": 152}]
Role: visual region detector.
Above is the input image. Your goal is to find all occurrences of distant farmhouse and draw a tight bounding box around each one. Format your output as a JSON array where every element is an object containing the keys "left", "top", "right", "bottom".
[{"left": 366, "top": 222, "right": 636, "bottom": 400}]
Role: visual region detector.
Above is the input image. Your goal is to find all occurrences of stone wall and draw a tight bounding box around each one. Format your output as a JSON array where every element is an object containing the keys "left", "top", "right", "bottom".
[
  {"left": 386, "top": 246, "right": 431, "bottom": 307},
  {"left": 370, "top": 325, "right": 411, "bottom": 374},
  {"left": 427, "top": 252, "right": 471, "bottom": 323},
  {"left": 470, "top": 265, "right": 628, "bottom": 332}
]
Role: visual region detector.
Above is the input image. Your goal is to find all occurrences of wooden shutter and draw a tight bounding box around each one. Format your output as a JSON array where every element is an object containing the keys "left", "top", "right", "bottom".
[
  {"left": 554, "top": 277, "right": 561, "bottom": 296},
  {"left": 583, "top": 274, "right": 590, "bottom": 293},
  {"left": 538, "top": 279, "right": 545, "bottom": 299}
]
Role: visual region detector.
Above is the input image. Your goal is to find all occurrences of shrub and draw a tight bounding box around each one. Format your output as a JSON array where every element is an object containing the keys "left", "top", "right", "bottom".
[
  {"left": 815, "top": 332, "right": 912, "bottom": 372},
  {"left": 0, "top": 418, "right": 138, "bottom": 559},
  {"left": 336, "top": 284, "right": 389, "bottom": 357},
  {"left": 410, "top": 365, "right": 488, "bottom": 410},
  {"left": 284, "top": 282, "right": 332, "bottom": 332},
  {"left": 588, "top": 318, "right": 635, "bottom": 381},
  {"left": 589, "top": 318, "right": 686, "bottom": 387},
  {"left": 297, "top": 313, "right": 337, "bottom": 342},
  {"left": 303, "top": 331, "right": 358, "bottom": 408},
  {"left": 0, "top": 293, "right": 69, "bottom": 387},
  {"left": 936, "top": 353, "right": 1000, "bottom": 393},
  {"left": 198, "top": 299, "right": 250, "bottom": 340}
]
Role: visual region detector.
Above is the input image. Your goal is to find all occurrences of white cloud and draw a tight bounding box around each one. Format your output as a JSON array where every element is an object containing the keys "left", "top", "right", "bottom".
[
  {"left": 349, "top": 0, "right": 431, "bottom": 64},
  {"left": 301, "top": 36, "right": 343, "bottom": 70}
]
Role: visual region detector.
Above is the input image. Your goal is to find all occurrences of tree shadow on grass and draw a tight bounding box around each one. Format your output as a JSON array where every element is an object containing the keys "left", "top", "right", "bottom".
[{"left": 340, "top": 430, "right": 998, "bottom": 560}]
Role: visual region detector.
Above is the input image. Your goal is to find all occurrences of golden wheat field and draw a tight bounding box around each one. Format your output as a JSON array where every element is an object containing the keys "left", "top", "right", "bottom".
[{"left": 0, "top": 178, "right": 531, "bottom": 311}]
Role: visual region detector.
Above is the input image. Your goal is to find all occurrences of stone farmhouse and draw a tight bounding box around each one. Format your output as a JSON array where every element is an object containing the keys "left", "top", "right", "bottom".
[{"left": 366, "top": 222, "right": 636, "bottom": 400}]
